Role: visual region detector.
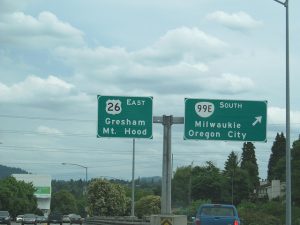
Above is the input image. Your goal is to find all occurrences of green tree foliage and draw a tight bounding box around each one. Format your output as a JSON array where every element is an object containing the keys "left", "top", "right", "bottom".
[
  {"left": 51, "top": 190, "right": 77, "bottom": 214},
  {"left": 224, "top": 151, "right": 239, "bottom": 173},
  {"left": 191, "top": 161, "right": 225, "bottom": 203},
  {"left": 223, "top": 151, "right": 252, "bottom": 204},
  {"left": 173, "top": 199, "right": 211, "bottom": 221},
  {"left": 267, "top": 132, "right": 286, "bottom": 181},
  {"left": 52, "top": 179, "right": 85, "bottom": 198},
  {"left": 135, "top": 195, "right": 160, "bottom": 218},
  {"left": 87, "top": 179, "right": 128, "bottom": 216},
  {"left": 238, "top": 201, "right": 284, "bottom": 225},
  {"left": 172, "top": 165, "right": 192, "bottom": 207},
  {"left": 241, "top": 142, "right": 260, "bottom": 191},
  {"left": 292, "top": 137, "right": 300, "bottom": 206},
  {"left": 0, "top": 177, "right": 37, "bottom": 217}
]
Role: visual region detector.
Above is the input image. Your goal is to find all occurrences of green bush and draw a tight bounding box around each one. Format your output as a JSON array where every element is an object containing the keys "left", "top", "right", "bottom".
[
  {"left": 135, "top": 195, "right": 160, "bottom": 218},
  {"left": 238, "top": 201, "right": 283, "bottom": 225}
]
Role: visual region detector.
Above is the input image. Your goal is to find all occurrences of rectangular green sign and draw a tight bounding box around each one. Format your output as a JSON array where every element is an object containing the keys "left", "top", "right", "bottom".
[
  {"left": 97, "top": 95, "right": 153, "bottom": 138},
  {"left": 35, "top": 186, "right": 51, "bottom": 195},
  {"left": 184, "top": 98, "right": 267, "bottom": 141}
]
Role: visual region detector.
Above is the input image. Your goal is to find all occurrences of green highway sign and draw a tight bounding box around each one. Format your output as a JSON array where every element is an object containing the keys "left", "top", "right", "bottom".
[
  {"left": 184, "top": 98, "right": 267, "bottom": 141},
  {"left": 35, "top": 186, "right": 51, "bottom": 195},
  {"left": 97, "top": 95, "right": 153, "bottom": 138}
]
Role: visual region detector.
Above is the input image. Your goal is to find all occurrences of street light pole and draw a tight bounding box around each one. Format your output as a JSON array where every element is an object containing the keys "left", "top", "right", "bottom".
[
  {"left": 272, "top": 1, "right": 291, "bottom": 225},
  {"left": 62, "top": 162, "right": 88, "bottom": 184},
  {"left": 62, "top": 162, "right": 88, "bottom": 215}
]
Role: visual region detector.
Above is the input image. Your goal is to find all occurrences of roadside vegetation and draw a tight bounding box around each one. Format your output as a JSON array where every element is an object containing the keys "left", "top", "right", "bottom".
[{"left": 1, "top": 132, "right": 300, "bottom": 225}]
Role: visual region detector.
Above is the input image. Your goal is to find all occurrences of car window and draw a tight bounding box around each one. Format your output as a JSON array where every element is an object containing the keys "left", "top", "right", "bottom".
[
  {"left": 24, "top": 214, "right": 36, "bottom": 218},
  {"left": 201, "top": 207, "right": 234, "bottom": 216},
  {"left": 0, "top": 211, "right": 9, "bottom": 216}
]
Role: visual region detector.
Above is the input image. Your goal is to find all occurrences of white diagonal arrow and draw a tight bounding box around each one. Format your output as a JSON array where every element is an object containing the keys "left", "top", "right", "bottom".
[{"left": 252, "top": 116, "right": 262, "bottom": 126}]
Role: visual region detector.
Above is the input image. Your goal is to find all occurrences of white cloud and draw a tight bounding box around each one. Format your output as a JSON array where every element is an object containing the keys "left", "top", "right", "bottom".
[
  {"left": 206, "top": 73, "right": 255, "bottom": 94},
  {"left": 55, "top": 27, "right": 255, "bottom": 96},
  {"left": 268, "top": 107, "right": 300, "bottom": 125},
  {"left": 207, "top": 11, "right": 263, "bottom": 31},
  {"left": 0, "top": 11, "right": 85, "bottom": 48},
  {"left": 134, "top": 27, "right": 228, "bottom": 64},
  {"left": 0, "top": 75, "right": 91, "bottom": 109},
  {"left": 37, "top": 126, "right": 63, "bottom": 135}
]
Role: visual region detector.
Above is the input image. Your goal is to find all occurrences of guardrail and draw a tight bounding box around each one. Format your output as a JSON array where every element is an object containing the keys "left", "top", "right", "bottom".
[{"left": 85, "top": 216, "right": 194, "bottom": 225}]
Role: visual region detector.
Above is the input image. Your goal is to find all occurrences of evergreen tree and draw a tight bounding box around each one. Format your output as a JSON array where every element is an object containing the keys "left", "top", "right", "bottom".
[
  {"left": 224, "top": 151, "right": 239, "bottom": 173},
  {"left": 241, "top": 142, "right": 260, "bottom": 191},
  {"left": 223, "top": 151, "right": 251, "bottom": 204},
  {"left": 267, "top": 132, "right": 286, "bottom": 181},
  {"left": 292, "top": 136, "right": 300, "bottom": 206},
  {"left": 51, "top": 190, "right": 78, "bottom": 214}
]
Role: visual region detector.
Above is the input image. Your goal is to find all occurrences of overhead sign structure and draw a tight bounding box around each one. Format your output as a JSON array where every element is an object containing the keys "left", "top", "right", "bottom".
[
  {"left": 184, "top": 98, "right": 267, "bottom": 142},
  {"left": 97, "top": 95, "right": 153, "bottom": 138}
]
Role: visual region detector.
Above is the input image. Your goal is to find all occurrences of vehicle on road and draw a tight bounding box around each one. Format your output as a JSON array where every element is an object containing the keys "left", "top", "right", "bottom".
[
  {"left": 0, "top": 211, "right": 11, "bottom": 225},
  {"left": 22, "top": 214, "right": 37, "bottom": 225},
  {"left": 69, "top": 215, "right": 82, "bottom": 225},
  {"left": 47, "top": 212, "right": 63, "bottom": 225},
  {"left": 194, "top": 204, "right": 240, "bottom": 225},
  {"left": 16, "top": 215, "right": 24, "bottom": 223},
  {"left": 62, "top": 216, "right": 70, "bottom": 224},
  {"left": 36, "top": 216, "right": 47, "bottom": 223}
]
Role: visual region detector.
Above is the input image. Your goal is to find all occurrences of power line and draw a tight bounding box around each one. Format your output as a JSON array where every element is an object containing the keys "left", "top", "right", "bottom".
[
  {"left": 0, "top": 114, "right": 95, "bottom": 122},
  {"left": 0, "top": 114, "right": 299, "bottom": 126}
]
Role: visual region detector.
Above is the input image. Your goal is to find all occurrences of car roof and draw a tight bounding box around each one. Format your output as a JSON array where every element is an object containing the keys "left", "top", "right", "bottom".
[{"left": 200, "top": 204, "right": 235, "bottom": 208}]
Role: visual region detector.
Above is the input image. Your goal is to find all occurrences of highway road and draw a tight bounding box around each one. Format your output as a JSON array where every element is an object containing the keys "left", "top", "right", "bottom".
[{"left": 11, "top": 222, "right": 81, "bottom": 225}]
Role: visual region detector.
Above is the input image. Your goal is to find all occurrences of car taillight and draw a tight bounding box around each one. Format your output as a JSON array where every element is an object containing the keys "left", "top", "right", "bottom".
[
  {"left": 195, "top": 218, "right": 200, "bottom": 225},
  {"left": 234, "top": 220, "right": 239, "bottom": 225}
]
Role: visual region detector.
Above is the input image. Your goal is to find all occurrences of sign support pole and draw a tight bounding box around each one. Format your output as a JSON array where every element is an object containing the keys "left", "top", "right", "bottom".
[
  {"left": 162, "top": 115, "right": 172, "bottom": 214},
  {"left": 131, "top": 139, "right": 136, "bottom": 217},
  {"left": 154, "top": 116, "right": 184, "bottom": 214}
]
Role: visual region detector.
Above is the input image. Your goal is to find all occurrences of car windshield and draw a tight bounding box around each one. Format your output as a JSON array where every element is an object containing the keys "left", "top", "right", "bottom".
[
  {"left": 24, "top": 214, "right": 36, "bottom": 218},
  {"left": 201, "top": 207, "right": 234, "bottom": 216},
  {"left": 0, "top": 211, "right": 9, "bottom": 216},
  {"left": 71, "top": 215, "right": 81, "bottom": 219}
]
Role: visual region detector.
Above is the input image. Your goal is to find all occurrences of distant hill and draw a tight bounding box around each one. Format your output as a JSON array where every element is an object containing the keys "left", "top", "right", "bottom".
[
  {"left": 0, "top": 164, "right": 28, "bottom": 179},
  {"left": 139, "top": 176, "right": 161, "bottom": 184}
]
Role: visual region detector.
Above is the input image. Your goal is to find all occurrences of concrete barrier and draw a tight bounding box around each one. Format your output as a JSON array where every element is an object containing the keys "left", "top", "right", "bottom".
[{"left": 85, "top": 216, "right": 150, "bottom": 225}]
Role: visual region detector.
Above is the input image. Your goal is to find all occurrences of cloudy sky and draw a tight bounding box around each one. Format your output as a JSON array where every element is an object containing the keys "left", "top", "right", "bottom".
[{"left": 0, "top": 0, "right": 299, "bottom": 181}]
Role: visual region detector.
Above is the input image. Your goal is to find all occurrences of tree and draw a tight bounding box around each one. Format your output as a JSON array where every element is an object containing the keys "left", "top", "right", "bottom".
[
  {"left": 223, "top": 151, "right": 251, "bottom": 204},
  {"left": 135, "top": 195, "right": 160, "bottom": 218},
  {"left": 87, "top": 179, "right": 128, "bottom": 216},
  {"left": 0, "top": 177, "right": 37, "bottom": 217},
  {"left": 241, "top": 142, "right": 260, "bottom": 191},
  {"left": 267, "top": 132, "right": 286, "bottom": 181},
  {"left": 292, "top": 136, "right": 300, "bottom": 206},
  {"left": 51, "top": 190, "right": 77, "bottom": 214},
  {"left": 224, "top": 151, "right": 239, "bottom": 173},
  {"left": 172, "top": 165, "right": 192, "bottom": 207},
  {"left": 191, "top": 161, "right": 225, "bottom": 203}
]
